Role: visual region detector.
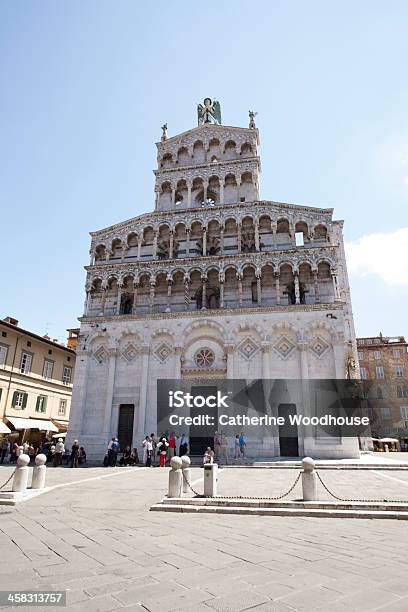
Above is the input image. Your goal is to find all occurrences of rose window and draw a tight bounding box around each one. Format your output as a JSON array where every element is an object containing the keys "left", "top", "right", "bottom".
[{"left": 194, "top": 348, "right": 215, "bottom": 368}]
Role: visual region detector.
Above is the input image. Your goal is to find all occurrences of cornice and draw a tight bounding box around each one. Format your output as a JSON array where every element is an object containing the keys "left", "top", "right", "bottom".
[
  {"left": 79, "top": 301, "right": 346, "bottom": 324},
  {"left": 154, "top": 156, "right": 260, "bottom": 177},
  {"left": 85, "top": 245, "right": 339, "bottom": 274},
  {"left": 90, "top": 200, "right": 334, "bottom": 239}
]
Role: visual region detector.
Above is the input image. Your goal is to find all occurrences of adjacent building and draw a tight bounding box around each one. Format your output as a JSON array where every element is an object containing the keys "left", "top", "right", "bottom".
[
  {"left": 67, "top": 99, "right": 360, "bottom": 460},
  {"left": 0, "top": 317, "right": 76, "bottom": 446},
  {"left": 357, "top": 334, "right": 408, "bottom": 446}
]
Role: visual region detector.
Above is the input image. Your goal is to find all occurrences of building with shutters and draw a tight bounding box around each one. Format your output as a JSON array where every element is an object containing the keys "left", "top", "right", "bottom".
[
  {"left": 0, "top": 317, "right": 75, "bottom": 446},
  {"left": 67, "top": 99, "right": 360, "bottom": 460},
  {"left": 357, "top": 334, "right": 408, "bottom": 447}
]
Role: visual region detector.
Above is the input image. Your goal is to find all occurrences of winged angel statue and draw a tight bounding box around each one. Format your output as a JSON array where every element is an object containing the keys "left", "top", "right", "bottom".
[{"left": 197, "top": 98, "right": 222, "bottom": 125}]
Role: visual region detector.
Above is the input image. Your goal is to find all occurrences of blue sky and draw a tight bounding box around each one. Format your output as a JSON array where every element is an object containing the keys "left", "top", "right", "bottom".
[{"left": 1, "top": 1, "right": 407, "bottom": 342}]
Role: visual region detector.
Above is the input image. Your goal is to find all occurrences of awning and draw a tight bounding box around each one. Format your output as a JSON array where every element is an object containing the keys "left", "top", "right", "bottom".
[
  {"left": 52, "top": 420, "right": 68, "bottom": 432},
  {"left": 379, "top": 437, "right": 399, "bottom": 443},
  {"left": 6, "top": 417, "right": 59, "bottom": 433},
  {"left": 52, "top": 432, "right": 67, "bottom": 438},
  {"left": 0, "top": 422, "right": 11, "bottom": 434}
]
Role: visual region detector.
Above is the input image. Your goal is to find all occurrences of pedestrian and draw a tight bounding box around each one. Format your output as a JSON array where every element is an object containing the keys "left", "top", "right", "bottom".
[
  {"left": 54, "top": 438, "right": 65, "bottom": 467},
  {"left": 234, "top": 434, "right": 240, "bottom": 458},
  {"left": 71, "top": 440, "right": 80, "bottom": 468},
  {"left": 214, "top": 432, "right": 221, "bottom": 461},
  {"left": 168, "top": 432, "right": 177, "bottom": 458},
  {"left": 179, "top": 434, "right": 188, "bottom": 456},
  {"left": 10, "top": 442, "right": 18, "bottom": 463},
  {"left": 23, "top": 441, "right": 29, "bottom": 454},
  {"left": 219, "top": 433, "right": 228, "bottom": 464},
  {"left": 121, "top": 446, "right": 132, "bottom": 466},
  {"left": 145, "top": 437, "right": 153, "bottom": 467},
  {"left": 157, "top": 436, "right": 169, "bottom": 467},
  {"left": 150, "top": 433, "right": 157, "bottom": 466},
  {"left": 0, "top": 437, "right": 9, "bottom": 463},
  {"left": 79, "top": 446, "right": 87, "bottom": 465},
  {"left": 203, "top": 447, "right": 215, "bottom": 465},
  {"left": 28, "top": 444, "right": 36, "bottom": 464},
  {"left": 239, "top": 431, "right": 246, "bottom": 457},
  {"left": 131, "top": 448, "right": 139, "bottom": 465},
  {"left": 107, "top": 437, "right": 119, "bottom": 467}
]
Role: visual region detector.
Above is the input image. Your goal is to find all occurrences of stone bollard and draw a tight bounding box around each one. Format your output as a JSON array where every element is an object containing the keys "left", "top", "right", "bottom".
[
  {"left": 31, "top": 454, "right": 47, "bottom": 489},
  {"left": 181, "top": 455, "right": 191, "bottom": 494},
  {"left": 168, "top": 456, "right": 182, "bottom": 498},
  {"left": 12, "top": 454, "right": 30, "bottom": 493},
  {"left": 302, "top": 457, "right": 317, "bottom": 501}
]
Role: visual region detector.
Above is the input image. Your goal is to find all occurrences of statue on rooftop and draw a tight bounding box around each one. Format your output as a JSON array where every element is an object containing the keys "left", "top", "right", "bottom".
[{"left": 197, "top": 98, "right": 222, "bottom": 125}]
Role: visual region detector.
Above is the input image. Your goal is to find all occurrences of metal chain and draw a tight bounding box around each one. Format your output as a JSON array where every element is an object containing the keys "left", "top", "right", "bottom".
[
  {"left": 181, "top": 469, "right": 302, "bottom": 501},
  {"left": 0, "top": 468, "right": 16, "bottom": 491},
  {"left": 315, "top": 471, "right": 408, "bottom": 504}
]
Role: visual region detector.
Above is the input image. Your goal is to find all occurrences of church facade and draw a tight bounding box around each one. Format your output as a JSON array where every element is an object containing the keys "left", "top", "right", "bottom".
[{"left": 67, "top": 100, "right": 360, "bottom": 460}]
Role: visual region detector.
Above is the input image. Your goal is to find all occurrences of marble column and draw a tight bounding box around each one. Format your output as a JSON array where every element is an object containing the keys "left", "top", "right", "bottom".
[
  {"left": 332, "top": 273, "right": 341, "bottom": 300},
  {"left": 174, "top": 345, "right": 183, "bottom": 378},
  {"left": 166, "top": 279, "right": 172, "bottom": 312},
  {"left": 100, "top": 288, "right": 107, "bottom": 315},
  {"left": 102, "top": 348, "right": 117, "bottom": 439},
  {"left": 202, "top": 228, "right": 207, "bottom": 256},
  {"left": 220, "top": 227, "right": 224, "bottom": 254},
  {"left": 219, "top": 181, "right": 224, "bottom": 204},
  {"left": 137, "top": 235, "right": 142, "bottom": 260},
  {"left": 184, "top": 278, "right": 190, "bottom": 311},
  {"left": 185, "top": 229, "right": 190, "bottom": 257},
  {"left": 115, "top": 285, "right": 123, "bottom": 315},
  {"left": 201, "top": 277, "right": 207, "bottom": 310},
  {"left": 261, "top": 342, "right": 271, "bottom": 379},
  {"left": 152, "top": 231, "right": 158, "bottom": 259},
  {"left": 313, "top": 271, "right": 320, "bottom": 304},
  {"left": 294, "top": 275, "right": 300, "bottom": 304},
  {"left": 237, "top": 224, "right": 242, "bottom": 252},
  {"left": 238, "top": 274, "right": 243, "bottom": 307},
  {"left": 274, "top": 273, "right": 280, "bottom": 305},
  {"left": 187, "top": 183, "right": 192, "bottom": 208},
  {"left": 171, "top": 188, "right": 176, "bottom": 208},
  {"left": 169, "top": 231, "right": 174, "bottom": 259},
  {"left": 255, "top": 222, "right": 260, "bottom": 251},
  {"left": 132, "top": 283, "right": 139, "bottom": 314},
  {"left": 203, "top": 181, "right": 208, "bottom": 204},
  {"left": 256, "top": 274, "right": 262, "bottom": 305},
  {"left": 220, "top": 280, "right": 224, "bottom": 308},
  {"left": 225, "top": 344, "right": 234, "bottom": 378},
  {"left": 135, "top": 346, "right": 149, "bottom": 442},
  {"left": 149, "top": 282, "right": 155, "bottom": 311}
]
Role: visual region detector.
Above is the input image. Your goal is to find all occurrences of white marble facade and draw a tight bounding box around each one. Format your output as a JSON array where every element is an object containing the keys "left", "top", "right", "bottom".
[{"left": 67, "top": 103, "right": 360, "bottom": 460}]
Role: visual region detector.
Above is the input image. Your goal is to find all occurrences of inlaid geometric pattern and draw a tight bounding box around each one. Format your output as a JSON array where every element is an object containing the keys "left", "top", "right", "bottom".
[
  {"left": 310, "top": 337, "right": 329, "bottom": 358},
  {"left": 273, "top": 336, "right": 295, "bottom": 360},
  {"left": 153, "top": 342, "right": 172, "bottom": 363},
  {"left": 93, "top": 346, "right": 108, "bottom": 364},
  {"left": 194, "top": 347, "right": 215, "bottom": 368},
  {"left": 122, "top": 343, "right": 138, "bottom": 363},
  {"left": 237, "top": 337, "right": 259, "bottom": 360}
]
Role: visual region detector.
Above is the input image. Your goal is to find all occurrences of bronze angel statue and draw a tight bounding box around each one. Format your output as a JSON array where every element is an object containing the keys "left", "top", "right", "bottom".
[{"left": 197, "top": 98, "right": 222, "bottom": 125}]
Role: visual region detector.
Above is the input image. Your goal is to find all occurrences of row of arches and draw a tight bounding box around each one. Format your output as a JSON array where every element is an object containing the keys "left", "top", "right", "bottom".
[
  {"left": 157, "top": 171, "right": 258, "bottom": 209},
  {"left": 159, "top": 139, "right": 256, "bottom": 169},
  {"left": 93, "top": 217, "right": 329, "bottom": 263},
  {"left": 85, "top": 261, "right": 340, "bottom": 317}
]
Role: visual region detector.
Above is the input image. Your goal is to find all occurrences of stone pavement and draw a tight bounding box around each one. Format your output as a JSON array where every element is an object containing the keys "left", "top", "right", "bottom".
[{"left": 1, "top": 465, "right": 408, "bottom": 611}]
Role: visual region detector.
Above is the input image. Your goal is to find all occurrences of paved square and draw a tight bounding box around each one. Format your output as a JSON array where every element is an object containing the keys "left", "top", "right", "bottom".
[{"left": 1, "top": 464, "right": 408, "bottom": 611}]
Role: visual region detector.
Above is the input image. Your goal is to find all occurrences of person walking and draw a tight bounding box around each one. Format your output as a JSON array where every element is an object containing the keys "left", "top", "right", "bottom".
[
  {"left": 150, "top": 434, "right": 157, "bottom": 466},
  {"left": 157, "top": 436, "right": 169, "bottom": 467},
  {"left": 79, "top": 446, "right": 87, "bottom": 465},
  {"left": 168, "top": 432, "right": 177, "bottom": 458},
  {"left": 179, "top": 434, "right": 188, "bottom": 456},
  {"left": 10, "top": 442, "right": 18, "bottom": 463},
  {"left": 71, "top": 440, "right": 80, "bottom": 468},
  {"left": 219, "top": 433, "right": 228, "bottom": 464},
  {"left": 239, "top": 432, "right": 246, "bottom": 458},
  {"left": 54, "top": 438, "right": 65, "bottom": 467},
  {"left": 213, "top": 432, "right": 221, "bottom": 461},
  {"left": 0, "top": 437, "right": 9, "bottom": 463},
  {"left": 234, "top": 434, "right": 240, "bottom": 459},
  {"left": 145, "top": 436, "right": 153, "bottom": 467}
]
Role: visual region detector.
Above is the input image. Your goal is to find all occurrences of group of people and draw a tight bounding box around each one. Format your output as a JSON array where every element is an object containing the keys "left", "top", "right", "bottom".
[
  {"left": 141, "top": 433, "right": 189, "bottom": 467},
  {"left": 0, "top": 437, "right": 86, "bottom": 468}
]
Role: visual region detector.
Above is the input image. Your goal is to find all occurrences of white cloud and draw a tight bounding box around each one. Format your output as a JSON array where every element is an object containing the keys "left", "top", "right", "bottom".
[{"left": 345, "top": 228, "right": 408, "bottom": 286}]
